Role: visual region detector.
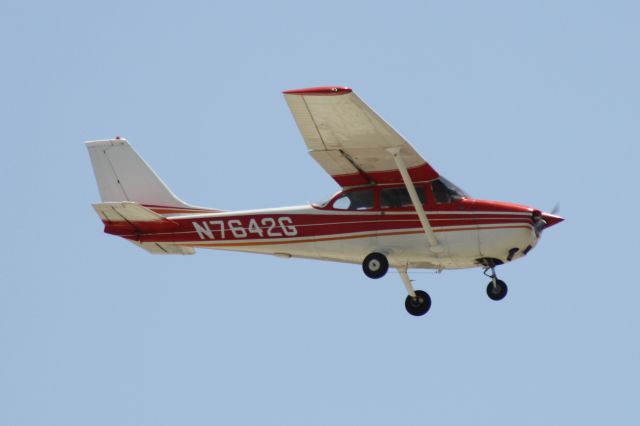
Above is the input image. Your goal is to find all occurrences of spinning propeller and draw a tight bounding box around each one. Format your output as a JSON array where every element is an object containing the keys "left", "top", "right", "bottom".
[{"left": 533, "top": 203, "right": 563, "bottom": 237}]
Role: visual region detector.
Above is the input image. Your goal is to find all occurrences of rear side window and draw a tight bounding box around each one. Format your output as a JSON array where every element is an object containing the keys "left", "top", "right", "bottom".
[
  {"left": 332, "top": 189, "right": 375, "bottom": 210},
  {"left": 380, "top": 187, "right": 425, "bottom": 209}
]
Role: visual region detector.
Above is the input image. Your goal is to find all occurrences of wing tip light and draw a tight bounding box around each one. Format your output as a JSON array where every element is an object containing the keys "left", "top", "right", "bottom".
[{"left": 283, "top": 86, "right": 352, "bottom": 96}]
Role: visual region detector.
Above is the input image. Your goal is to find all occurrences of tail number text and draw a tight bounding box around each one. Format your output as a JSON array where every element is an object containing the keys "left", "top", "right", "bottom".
[{"left": 193, "top": 217, "right": 298, "bottom": 240}]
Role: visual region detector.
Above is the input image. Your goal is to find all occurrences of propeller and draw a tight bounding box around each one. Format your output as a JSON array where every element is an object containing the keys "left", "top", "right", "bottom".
[{"left": 533, "top": 203, "right": 562, "bottom": 237}]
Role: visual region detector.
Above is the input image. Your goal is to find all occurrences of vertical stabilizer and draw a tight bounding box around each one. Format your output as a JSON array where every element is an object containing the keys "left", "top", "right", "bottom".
[{"left": 85, "top": 138, "right": 192, "bottom": 208}]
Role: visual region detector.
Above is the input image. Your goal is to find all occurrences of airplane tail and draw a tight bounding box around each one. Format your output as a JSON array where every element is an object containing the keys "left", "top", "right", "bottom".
[
  {"left": 86, "top": 138, "right": 216, "bottom": 255},
  {"left": 85, "top": 138, "right": 211, "bottom": 214}
]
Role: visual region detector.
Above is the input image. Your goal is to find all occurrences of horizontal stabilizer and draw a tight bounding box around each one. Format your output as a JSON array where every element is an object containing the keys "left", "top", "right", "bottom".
[
  {"left": 92, "top": 202, "right": 194, "bottom": 255},
  {"left": 93, "top": 202, "right": 179, "bottom": 234},
  {"left": 93, "top": 201, "right": 169, "bottom": 222},
  {"left": 129, "top": 241, "right": 195, "bottom": 255}
]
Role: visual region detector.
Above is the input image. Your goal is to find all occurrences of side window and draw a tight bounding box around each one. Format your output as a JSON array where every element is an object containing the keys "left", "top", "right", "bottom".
[
  {"left": 380, "top": 187, "right": 425, "bottom": 209},
  {"left": 332, "top": 189, "right": 375, "bottom": 210}
]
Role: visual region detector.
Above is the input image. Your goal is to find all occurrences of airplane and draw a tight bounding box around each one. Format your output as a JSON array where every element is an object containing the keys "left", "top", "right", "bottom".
[{"left": 86, "top": 86, "right": 563, "bottom": 316}]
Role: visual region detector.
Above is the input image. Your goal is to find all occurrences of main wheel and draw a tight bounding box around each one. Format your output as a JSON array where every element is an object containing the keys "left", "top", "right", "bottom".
[
  {"left": 486, "top": 279, "right": 508, "bottom": 301},
  {"left": 362, "top": 252, "right": 389, "bottom": 279},
  {"left": 405, "top": 290, "right": 431, "bottom": 316}
]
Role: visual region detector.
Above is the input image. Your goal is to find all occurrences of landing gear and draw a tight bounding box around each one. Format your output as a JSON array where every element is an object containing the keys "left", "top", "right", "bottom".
[
  {"left": 363, "top": 255, "right": 431, "bottom": 315},
  {"left": 362, "top": 252, "right": 389, "bottom": 279},
  {"left": 405, "top": 290, "right": 431, "bottom": 316},
  {"left": 398, "top": 267, "right": 431, "bottom": 316},
  {"left": 482, "top": 261, "right": 508, "bottom": 301},
  {"left": 365, "top": 256, "right": 510, "bottom": 315}
]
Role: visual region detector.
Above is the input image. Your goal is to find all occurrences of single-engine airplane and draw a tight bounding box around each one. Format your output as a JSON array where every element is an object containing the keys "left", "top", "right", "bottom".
[{"left": 86, "top": 86, "right": 563, "bottom": 316}]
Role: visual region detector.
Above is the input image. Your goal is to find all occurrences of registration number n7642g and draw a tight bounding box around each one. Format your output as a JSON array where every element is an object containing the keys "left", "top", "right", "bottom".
[{"left": 192, "top": 217, "right": 298, "bottom": 240}]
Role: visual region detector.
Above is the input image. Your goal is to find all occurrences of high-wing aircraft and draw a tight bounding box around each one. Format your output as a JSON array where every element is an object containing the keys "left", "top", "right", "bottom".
[{"left": 86, "top": 86, "right": 563, "bottom": 316}]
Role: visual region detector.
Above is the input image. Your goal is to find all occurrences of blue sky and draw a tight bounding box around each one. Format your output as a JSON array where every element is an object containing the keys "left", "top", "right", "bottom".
[{"left": 1, "top": 1, "right": 639, "bottom": 425}]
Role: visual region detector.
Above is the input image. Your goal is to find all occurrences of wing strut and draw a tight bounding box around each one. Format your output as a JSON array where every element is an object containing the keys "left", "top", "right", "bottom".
[{"left": 387, "top": 147, "right": 442, "bottom": 253}]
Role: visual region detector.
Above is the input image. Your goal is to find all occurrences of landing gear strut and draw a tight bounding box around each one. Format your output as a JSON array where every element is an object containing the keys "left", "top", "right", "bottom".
[
  {"left": 399, "top": 267, "right": 431, "bottom": 316},
  {"left": 362, "top": 254, "right": 431, "bottom": 316},
  {"left": 483, "top": 263, "right": 508, "bottom": 301}
]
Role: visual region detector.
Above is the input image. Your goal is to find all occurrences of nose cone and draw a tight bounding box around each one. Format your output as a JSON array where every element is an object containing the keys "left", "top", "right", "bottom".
[{"left": 541, "top": 212, "right": 564, "bottom": 229}]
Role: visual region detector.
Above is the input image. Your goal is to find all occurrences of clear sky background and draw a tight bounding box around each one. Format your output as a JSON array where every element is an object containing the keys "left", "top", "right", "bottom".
[{"left": 1, "top": 1, "right": 639, "bottom": 425}]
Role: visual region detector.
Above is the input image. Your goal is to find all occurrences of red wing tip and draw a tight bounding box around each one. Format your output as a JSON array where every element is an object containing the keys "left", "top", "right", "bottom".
[{"left": 282, "top": 86, "right": 352, "bottom": 96}]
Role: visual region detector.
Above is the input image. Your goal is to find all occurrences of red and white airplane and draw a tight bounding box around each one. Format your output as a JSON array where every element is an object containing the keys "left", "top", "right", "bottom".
[{"left": 86, "top": 86, "right": 563, "bottom": 316}]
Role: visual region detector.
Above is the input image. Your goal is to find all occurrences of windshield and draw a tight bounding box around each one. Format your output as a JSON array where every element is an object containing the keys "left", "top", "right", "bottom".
[{"left": 432, "top": 177, "right": 469, "bottom": 203}]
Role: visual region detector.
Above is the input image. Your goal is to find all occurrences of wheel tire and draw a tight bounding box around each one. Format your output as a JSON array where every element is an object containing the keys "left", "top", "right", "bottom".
[
  {"left": 405, "top": 290, "right": 431, "bottom": 316},
  {"left": 362, "top": 252, "right": 389, "bottom": 279},
  {"left": 486, "top": 279, "right": 508, "bottom": 301}
]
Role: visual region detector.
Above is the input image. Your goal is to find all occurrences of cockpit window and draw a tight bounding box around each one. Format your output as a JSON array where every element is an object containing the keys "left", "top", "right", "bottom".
[
  {"left": 332, "top": 189, "right": 375, "bottom": 210},
  {"left": 380, "top": 187, "right": 425, "bottom": 209},
  {"left": 431, "top": 177, "right": 468, "bottom": 204}
]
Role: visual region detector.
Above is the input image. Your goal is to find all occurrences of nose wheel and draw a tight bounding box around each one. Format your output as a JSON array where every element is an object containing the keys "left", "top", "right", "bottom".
[{"left": 487, "top": 279, "right": 508, "bottom": 300}]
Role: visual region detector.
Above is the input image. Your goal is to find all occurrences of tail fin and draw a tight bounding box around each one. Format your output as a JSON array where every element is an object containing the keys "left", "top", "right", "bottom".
[{"left": 85, "top": 138, "right": 193, "bottom": 209}]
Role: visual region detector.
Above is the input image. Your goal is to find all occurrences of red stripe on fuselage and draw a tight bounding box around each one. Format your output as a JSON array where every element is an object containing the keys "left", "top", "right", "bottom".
[
  {"left": 142, "top": 204, "right": 223, "bottom": 215},
  {"left": 177, "top": 224, "right": 533, "bottom": 248},
  {"left": 106, "top": 211, "right": 533, "bottom": 244}
]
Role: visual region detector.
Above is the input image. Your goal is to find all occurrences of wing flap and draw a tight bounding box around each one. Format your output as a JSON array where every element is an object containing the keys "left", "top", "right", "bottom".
[{"left": 308, "top": 150, "right": 360, "bottom": 177}]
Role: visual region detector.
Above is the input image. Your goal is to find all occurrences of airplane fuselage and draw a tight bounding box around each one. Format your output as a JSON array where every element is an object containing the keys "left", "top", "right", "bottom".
[{"left": 105, "top": 190, "right": 551, "bottom": 271}]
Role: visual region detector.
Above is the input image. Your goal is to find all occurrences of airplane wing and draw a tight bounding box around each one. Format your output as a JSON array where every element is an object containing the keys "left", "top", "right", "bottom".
[{"left": 283, "top": 86, "right": 439, "bottom": 187}]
